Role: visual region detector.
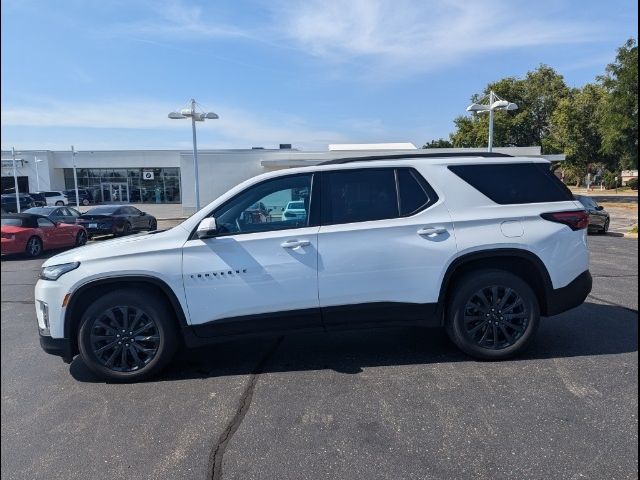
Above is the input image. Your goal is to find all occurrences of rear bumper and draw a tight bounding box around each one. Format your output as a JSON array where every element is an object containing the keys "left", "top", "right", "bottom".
[
  {"left": 1, "top": 239, "right": 25, "bottom": 255},
  {"left": 39, "top": 334, "right": 73, "bottom": 363},
  {"left": 545, "top": 270, "right": 592, "bottom": 316}
]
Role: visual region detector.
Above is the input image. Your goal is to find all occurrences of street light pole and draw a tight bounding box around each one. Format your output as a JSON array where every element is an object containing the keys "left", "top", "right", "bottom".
[
  {"left": 488, "top": 91, "right": 495, "bottom": 152},
  {"left": 34, "top": 156, "right": 43, "bottom": 191},
  {"left": 189, "top": 99, "right": 201, "bottom": 212},
  {"left": 466, "top": 90, "right": 518, "bottom": 153},
  {"left": 71, "top": 145, "right": 80, "bottom": 207},
  {"left": 12, "top": 147, "right": 20, "bottom": 213},
  {"left": 168, "top": 99, "right": 219, "bottom": 212}
]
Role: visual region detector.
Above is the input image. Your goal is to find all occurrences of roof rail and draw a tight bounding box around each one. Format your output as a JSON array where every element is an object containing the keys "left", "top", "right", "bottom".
[{"left": 320, "top": 151, "right": 512, "bottom": 165}]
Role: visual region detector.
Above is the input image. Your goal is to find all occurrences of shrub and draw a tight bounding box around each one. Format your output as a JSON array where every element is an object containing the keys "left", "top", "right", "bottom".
[{"left": 627, "top": 178, "right": 638, "bottom": 190}]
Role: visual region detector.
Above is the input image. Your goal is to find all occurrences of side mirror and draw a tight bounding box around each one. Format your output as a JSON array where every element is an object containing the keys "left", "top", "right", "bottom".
[
  {"left": 140, "top": 211, "right": 146, "bottom": 216},
  {"left": 596, "top": 205, "right": 604, "bottom": 211},
  {"left": 196, "top": 217, "right": 218, "bottom": 239}
]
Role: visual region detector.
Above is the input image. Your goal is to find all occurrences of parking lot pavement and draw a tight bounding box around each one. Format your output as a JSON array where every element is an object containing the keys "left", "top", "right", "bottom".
[{"left": 1, "top": 236, "right": 637, "bottom": 480}]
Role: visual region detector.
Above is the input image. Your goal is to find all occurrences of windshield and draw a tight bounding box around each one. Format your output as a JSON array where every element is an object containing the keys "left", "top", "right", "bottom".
[{"left": 577, "top": 196, "right": 596, "bottom": 209}]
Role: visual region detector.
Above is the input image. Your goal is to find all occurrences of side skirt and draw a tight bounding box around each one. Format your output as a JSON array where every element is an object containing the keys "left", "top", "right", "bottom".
[{"left": 184, "top": 302, "right": 440, "bottom": 348}]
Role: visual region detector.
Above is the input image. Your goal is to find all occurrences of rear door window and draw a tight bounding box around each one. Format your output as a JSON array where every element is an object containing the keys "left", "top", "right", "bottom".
[
  {"left": 322, "top": 168, "right": 398, "bottom": 225},
  {"left": 448, "top": 163, "right": 574, "bottom": 204}
]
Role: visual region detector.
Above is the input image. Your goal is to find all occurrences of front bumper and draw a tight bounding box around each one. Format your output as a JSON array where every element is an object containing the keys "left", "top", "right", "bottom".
[
  {"left": 545, "top": 270, "right": 593, "bottom": 316},
  {"left": 39, "top": 334, "right": 73, "bottom": 363}
]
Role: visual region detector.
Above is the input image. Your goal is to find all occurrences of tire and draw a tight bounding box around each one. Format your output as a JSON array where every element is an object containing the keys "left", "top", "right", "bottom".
[
  {"left": 25, "top": 236, "right": 43, "bottom": 258},
  {"left": 82, "top": 198, "right": 90, "bottom": 206},
  {"left": 601, "top": 219, "right": 610, "bottom": 234},
  {"left": 78, "top": 289, "right": 178, "bottom": 382},
  {"left": 149, "top": 219, "right": 157, "bottom": 231},
  {"left": 445, "top": 269, "right": 540, "bottom": 360},
  {"left": 120, "top": 222, "right": 132, "bottom": 236},
  {"left": 75, "top": 230, "right": 88, "bottom": 247},
  {"left": 55, "top": 201, "right": 64, "bottom": 206}
]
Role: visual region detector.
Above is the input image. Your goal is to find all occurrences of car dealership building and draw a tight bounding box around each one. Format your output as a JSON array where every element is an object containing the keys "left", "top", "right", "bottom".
[{"left": 1, "top": 144, "right": 559, "bottom": 214}]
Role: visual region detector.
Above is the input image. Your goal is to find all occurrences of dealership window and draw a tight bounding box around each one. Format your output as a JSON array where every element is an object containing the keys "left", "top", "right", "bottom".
[{"left": 64, "top": 167, "right": 181, "bottom": 204}]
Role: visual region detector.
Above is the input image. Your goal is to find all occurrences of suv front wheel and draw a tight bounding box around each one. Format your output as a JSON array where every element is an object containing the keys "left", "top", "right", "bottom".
[
  {"left": 446, "top": 270, "right": 540, "bottom": 360},
  {"left": 78, "top": 289, "right": 178, "bottom": 382}
]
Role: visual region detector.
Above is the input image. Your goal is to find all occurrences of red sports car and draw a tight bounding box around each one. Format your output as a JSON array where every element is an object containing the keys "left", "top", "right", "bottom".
[{"left": 1, "top": 213, "right": 88, "bottom": 257}]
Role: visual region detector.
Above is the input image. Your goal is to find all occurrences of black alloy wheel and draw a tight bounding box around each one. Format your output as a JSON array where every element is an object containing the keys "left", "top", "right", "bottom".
[
  {"left": 78, "top": 290, "right": 178, "bottom": 382},
  {"left": 446, "top": 270, "right": 539, "bottom": 360},
  {"left": 149, "top": 219, "right": 157, "bottom": 231},
  {"left": 462, "top": 286, "right": 528, "bottom": 350},
  {"left": 88, "top": 305, "right": 160, "bottom": 373}
]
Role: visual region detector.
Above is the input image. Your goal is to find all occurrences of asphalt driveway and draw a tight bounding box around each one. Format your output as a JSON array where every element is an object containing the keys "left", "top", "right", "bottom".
[{"left": 1, "top": 235, "right": 637, "bottom": 480}]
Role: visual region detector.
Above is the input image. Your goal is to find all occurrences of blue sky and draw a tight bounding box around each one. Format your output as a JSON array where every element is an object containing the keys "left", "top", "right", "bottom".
[{"left": 1, "top": 0, "right": 637, "bottom": 151}]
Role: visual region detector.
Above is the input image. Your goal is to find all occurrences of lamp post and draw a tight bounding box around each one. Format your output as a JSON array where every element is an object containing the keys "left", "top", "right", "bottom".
[
  {"left": 12, "top": 147, "right": 21, "bottom": 212},
  {"left": 34, "top": 156, "right": 44, "bottom": 191},
  {"left": 71, "top": 146, "right": 80, "bottom": 207},
  {"left": 466, "top": 91, "right": 518, "bottom": 152},
  {"left": 168, "top": 99, "right": 219, "bottom": 211}
]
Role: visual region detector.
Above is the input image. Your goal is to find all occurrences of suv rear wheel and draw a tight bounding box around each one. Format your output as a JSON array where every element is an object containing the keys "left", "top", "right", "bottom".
[
  {"left": 446, "top": 270, "right": 540, "bottom": 360},
  {"left": 78, "top": 290, "right": 178, "bottom": 382}
]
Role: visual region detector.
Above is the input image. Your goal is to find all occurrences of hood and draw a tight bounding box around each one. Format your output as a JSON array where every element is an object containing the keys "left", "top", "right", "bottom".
[{"left": 42, "top": 224, "right": 189, "bottom": 267}]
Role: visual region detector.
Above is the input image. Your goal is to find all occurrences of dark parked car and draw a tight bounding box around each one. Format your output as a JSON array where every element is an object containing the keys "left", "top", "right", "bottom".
[
  {"left": 1, "top": 194, "right": 36, "bottom": 213},
  {"left": 27, "top": 192, "right": 47, "bottom": 207},
  {"left": 24, "top": 206, "right": 82, "bottom": 225},
  {"left": 76, "top": 205, "right": 157, "bottom": 237},
  {"left": 575, "top": 195, "right": 610, "bottom": 233},
  {"left": 63, "top": 189, "right": 93, "bottom": 206}
]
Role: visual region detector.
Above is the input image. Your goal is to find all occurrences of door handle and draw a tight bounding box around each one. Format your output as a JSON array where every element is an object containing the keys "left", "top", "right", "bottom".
[
  {"left": 417, "top": 226, "right": 447, "bottom": 236},
  {"left": 281, "top": 239, "right": 311, "bottom": 248}
]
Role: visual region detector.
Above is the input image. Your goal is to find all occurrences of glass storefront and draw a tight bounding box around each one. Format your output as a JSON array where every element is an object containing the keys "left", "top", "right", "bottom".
[{"left": 63, "top": 167, "right": 181, "bottom": 204}]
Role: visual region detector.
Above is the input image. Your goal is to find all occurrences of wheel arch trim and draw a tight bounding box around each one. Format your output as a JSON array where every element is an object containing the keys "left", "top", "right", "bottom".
[
  {"left": 64, "top": 274, "right": 189, "bottom": 344},
  {"left": 437, "top": 248, "right": 554, "bottom": 318}
]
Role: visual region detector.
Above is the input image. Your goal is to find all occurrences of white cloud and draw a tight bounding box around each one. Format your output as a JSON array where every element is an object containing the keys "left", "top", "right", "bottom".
[
  {"left": 104, "top": 0, "right": 604, "bottom": 78},
  {"left": 111, "top": 0, "right": 249, "bottom": 40},
  {"left": 0, "top": 97, "right": 350, "bottom": 150},
  {"left": 275, "top": 0, "right": 600, "bottom": 74}
]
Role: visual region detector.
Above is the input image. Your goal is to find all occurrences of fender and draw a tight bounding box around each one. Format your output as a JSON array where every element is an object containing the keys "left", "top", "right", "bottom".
[
  {"left": 436, "top": 248, "right": 553, "bottom": 319},
  {"left": 64, "top": 274, "right": 189, "bottom": 343}
]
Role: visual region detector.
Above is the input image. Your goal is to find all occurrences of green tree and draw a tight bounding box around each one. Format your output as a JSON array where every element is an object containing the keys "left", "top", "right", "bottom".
[
  {"left": 422, "top": 138, "right": 453, "bottom": 148},
  {"left": 449, "top": 65, "right": 569, "bottom": 152},
  {"left": 598, "top": 38, "right": 638, "bottom": 169},
  {"left": 548, "top": 83, "right": 610, "bottom": 182}
]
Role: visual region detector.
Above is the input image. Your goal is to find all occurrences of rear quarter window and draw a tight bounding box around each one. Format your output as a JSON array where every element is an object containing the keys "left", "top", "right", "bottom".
[{"left": 448, "top": 163, "right": 574, "bottom": 204}]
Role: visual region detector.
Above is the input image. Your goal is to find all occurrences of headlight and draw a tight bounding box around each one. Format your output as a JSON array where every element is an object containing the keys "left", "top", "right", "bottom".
[{"left": 40, "top": 262, "right": 80, "bottom": 281}]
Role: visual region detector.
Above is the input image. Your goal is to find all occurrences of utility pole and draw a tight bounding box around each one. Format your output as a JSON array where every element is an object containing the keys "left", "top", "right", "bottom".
[
  {"left": 71, "top": 146, "right": 80, "bottom": 207},
  {"left": 189, "top": 99, "right": 201, "bottom": 211},
  {"left": 12, "top": 147, "right": 20, "bottom": 213}
]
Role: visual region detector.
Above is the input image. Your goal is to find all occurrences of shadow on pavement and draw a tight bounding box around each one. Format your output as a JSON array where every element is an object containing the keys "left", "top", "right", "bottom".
[{"left": 69, "top": 301, "right": 638, "bottom": 383}]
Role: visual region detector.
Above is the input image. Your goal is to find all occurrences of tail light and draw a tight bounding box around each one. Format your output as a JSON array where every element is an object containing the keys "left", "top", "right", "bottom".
[{"left": 541, "top": 211, "right": 589, "bottom": 231}]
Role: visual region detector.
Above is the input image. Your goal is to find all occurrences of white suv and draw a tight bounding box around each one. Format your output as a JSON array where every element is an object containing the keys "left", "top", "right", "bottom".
[
  {"left": 35, "top": 153, "right": 592, "bottom": 381},
  {"left": 38, "top": 191, "right": 68, "bottom": 206}
]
